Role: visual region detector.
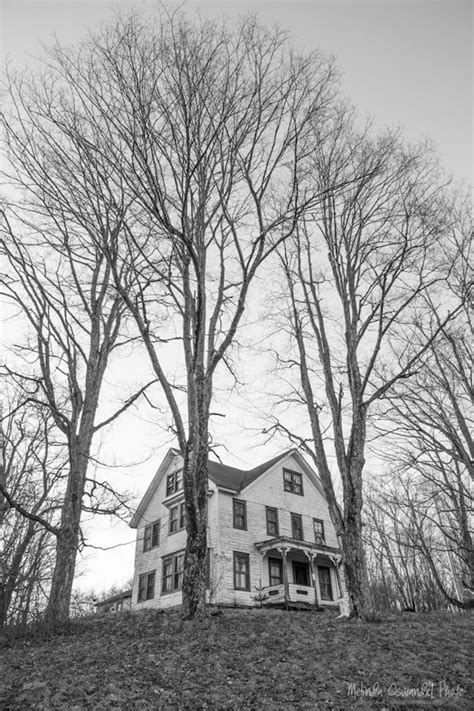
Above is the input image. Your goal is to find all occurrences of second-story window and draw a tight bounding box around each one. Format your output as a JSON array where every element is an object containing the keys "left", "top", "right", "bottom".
[
  {"left": 166, "top": 469, "right": 183, "bottom": 497},
  {"left": 169, "top": 502, "right": 186, "bottom": 534},
  {"left": 291, "top": 513, "right": 304, "bottom": 540},
  {"left": 233, "top": 499, "right": 247, "bottom": 530},
  {"left": 283, "top": 469, "right": 303, "bottom": 495},
  {"left": 266, "top": 507, "right": 279, "bottom": 537},
  {"left": 143, "top": 520, "right": 160, "bottom": 551},
  {"left": 313, "top": 518, "right": 325, "bottom": 544}
]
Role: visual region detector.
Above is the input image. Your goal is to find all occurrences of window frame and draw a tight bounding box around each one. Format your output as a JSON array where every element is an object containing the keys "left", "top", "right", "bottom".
[
  {"left": 291, "top": 512, "right": 304, "bottom": 541},
  {"left": 283, "top": 468, "right": 304, "bottom": 496},
  {"left": 268, "top": 557, "right": 283, "bottom": 586},
  {"left": 313, "top": 518, "right": 325, "bottom": 544},
  {"left": 265, "top": 506, "right": 279, "bottom": 537},
  {"left": 169, "top": 502, "right": 186, "bottom": 534},
  {"left": 162, "top": 551, "right": 185, "bottom": 594},
  {"left": 143, "top": 520, "right": 160, "bottom": 552},
  {"left": 318, "top": 566, "right": 333, "bottom": 601},
  {"left": 166, "top": 469, "right": 183, "bottom": 497},
  {"left": 233, "top": 499, "right": 247, "bottom": 530},
  {"left": 137, "top": 570, "right": 156, "bottom": 602},
  {"left": 233, "top": 551, "right": 250, "bottom": 591}
]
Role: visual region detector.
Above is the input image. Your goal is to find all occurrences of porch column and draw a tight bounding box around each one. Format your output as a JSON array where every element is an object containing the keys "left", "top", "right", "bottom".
[
  {"left": 279, "top": 545, "right": 289, "bottom": 608},
  {"left": 311, "top": 554, "right": 320, "bottom": 608},
  {"left": 330, "top": 554, "right": 350, "bottom": 616}
]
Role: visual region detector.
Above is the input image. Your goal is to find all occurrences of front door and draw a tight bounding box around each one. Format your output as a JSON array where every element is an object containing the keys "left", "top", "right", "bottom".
[{"left": 292, "top": 561, "right": 310, "bottom": 586}]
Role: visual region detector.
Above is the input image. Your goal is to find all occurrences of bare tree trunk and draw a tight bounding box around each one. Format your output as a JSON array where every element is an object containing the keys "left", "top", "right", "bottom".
[
  {"left": 46, "top": 525, "right": 79, "bottom": 623},
  {"left": 341, "top": 486, "right": 369, "bottom": 616},
  {"left": 182, "top": 442, "right": 209, "bottom": 618}
]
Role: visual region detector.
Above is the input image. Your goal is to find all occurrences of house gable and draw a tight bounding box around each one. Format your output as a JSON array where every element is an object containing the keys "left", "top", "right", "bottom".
[
  {"left": 239, "top": 450, "right": 325, "bottom": 500},
  {"left": 130, "top": 448, "right": 181, "bottom": 529}
]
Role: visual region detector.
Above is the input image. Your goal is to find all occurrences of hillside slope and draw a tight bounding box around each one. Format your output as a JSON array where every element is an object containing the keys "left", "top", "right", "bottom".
[{"left": 1, "top": 608, "right": 472, "bottom": 709}]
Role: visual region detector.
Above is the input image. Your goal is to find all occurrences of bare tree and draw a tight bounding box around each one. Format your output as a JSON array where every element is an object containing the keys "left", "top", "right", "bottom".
[
  {"left": 0, "top": 66, "right": 153, "bottom": 620},
  {"left": 365, "top": 486, "right": 448, "bottom": 612},
  {"left": 272, "top": 123, "right": 460, "bottom": 616},
  {"left": 27, "top": 11, "right": 343, "bottom": 616},
  {"left": 380, "top": 333, "right": 472, "bottom": 605},
  {"left": 0, "top": 392, "right": 62, "bottom": 626}
]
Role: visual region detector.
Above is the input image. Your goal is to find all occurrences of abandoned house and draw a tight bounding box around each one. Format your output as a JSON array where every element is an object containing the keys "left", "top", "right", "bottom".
[{"left": 130, "top": 448, "right": 347, "bottom": 612}]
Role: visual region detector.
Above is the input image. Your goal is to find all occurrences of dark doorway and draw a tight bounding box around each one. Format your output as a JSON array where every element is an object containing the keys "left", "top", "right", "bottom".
[{"left": 292, "top": 561, "right": 310, "bottom": 586}]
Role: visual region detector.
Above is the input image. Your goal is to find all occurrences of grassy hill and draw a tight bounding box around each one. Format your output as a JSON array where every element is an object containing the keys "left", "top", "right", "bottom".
[{"left": 1, "top": 608, "right": 472, "bottom": 709}]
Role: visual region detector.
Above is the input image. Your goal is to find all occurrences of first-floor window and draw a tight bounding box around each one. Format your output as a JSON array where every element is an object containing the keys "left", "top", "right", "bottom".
[
  {"left": 318, "top": 566, "right": 333, "bottom": 600},
  {"left": 268, "top": 557, "right": 283, "bottom": 586},
  {"left": 137, "top": 571, "right": 156, "bottom": 602},
  {"left": 233, "top": 551, "right": 250, "bottom": 591},
  {"left": 162, "top": 552, "right": 185, "bottom": 593},
  {"left": 143, "top": 521, "right": 160, "bottom": 551}
]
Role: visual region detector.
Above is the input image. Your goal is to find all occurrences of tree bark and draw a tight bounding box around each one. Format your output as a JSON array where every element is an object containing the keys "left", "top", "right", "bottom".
[
  {"left": 181, "top": 435, "right": 209, "bottom": 618},
  {"left": 45, "top": 442, "right": 89, "bottom": 623},
  {"left": 340, "top": 494, "right": 369, "bottom": 617}
]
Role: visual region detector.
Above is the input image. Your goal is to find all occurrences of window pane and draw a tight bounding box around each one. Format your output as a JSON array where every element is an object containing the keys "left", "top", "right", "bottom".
[
  {"left": 146, "top": 572, "right": 155, "bottom": 600},
  {"left": 169, "top": 506, "right": 178, "bottom": 532},
  {"left": 138, "top": 575, "right": 146, "bottom": 601},
  {"left": 293, "top": 475, "right": 302, "bottom": 494},
  {"left": 175, "top": 554, "right": 184, "bottom": 590},
  {"left": 144, "top": 526, "right": 151, "bottom": 551},
  {"left": 162, "top": 558, "right": 173, "bottom": 592}
]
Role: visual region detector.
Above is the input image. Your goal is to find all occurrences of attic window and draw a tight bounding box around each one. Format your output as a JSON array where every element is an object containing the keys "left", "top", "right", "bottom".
[
  {"left": 283, "top": 469, "right": 303, "bottom": 496},
  {"left": 166, "top": 469, "right": 183, "bottom": 497}
]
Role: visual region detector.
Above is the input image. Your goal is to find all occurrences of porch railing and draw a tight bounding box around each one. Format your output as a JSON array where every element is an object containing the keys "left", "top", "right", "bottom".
[{"left": 263, "top": 583, "right": 316, "bottom": 605}]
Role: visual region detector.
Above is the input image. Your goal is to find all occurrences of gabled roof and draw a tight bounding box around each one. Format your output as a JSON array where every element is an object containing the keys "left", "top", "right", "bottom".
[
  {"left": 208, "top": 450, "right": 293, "bottom": 491},
  {"left": 130, "top": 447, "right": 323, "bottom": 528}
]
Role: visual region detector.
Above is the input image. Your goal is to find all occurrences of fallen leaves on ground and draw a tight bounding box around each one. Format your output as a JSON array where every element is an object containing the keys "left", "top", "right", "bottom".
[{"left": 0, "top": 608, "right": 472, "bottom": 709}]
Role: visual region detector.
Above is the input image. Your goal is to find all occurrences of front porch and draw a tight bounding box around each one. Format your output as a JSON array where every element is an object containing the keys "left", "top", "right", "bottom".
[{"left": 255, "top": 536, "right": 344, "bottom": 610}]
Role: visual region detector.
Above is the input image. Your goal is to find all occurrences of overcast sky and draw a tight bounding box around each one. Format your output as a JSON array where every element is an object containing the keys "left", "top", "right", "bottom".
[
  {"left": 1, "top": 0, "right": 472, "bottom": 594},
  {"left": 2, "top": 0, "right": 472, "bottom": 184}
]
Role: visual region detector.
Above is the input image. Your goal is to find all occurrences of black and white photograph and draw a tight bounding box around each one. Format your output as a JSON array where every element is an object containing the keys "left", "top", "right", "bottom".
[{"left": 0, "top": 0, "right": 472, "bottom": 708}]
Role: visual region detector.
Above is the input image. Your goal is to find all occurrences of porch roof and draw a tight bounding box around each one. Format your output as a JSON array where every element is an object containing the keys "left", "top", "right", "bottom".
[{"left": 254, "top": 535, "right": 339, "bottom": 556}]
